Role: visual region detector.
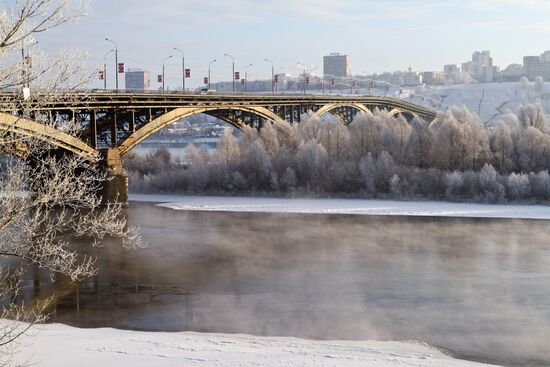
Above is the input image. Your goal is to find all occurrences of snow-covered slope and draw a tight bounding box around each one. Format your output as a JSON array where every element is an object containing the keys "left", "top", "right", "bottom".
[
  {"left": 10, "top": 323, "right": 500, "bottom": 367},
  {"left": 413, "top": 82, "right": 550, "bottom": 124}
]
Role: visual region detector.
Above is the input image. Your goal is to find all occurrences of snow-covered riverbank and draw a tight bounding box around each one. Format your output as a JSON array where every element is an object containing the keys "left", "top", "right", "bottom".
[
  {"left": 9, "top": 322, "right": 501, "bottom": 367},
  {"left": 130, "top": 194, "right": 550, "bottom": 219}
]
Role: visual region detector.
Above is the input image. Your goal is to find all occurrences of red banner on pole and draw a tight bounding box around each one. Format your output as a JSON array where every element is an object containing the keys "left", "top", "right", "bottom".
[
  {"left": 185, "top": 69, "right": 191, "bottom": 78},
  {"left": 157, "top": 75, "right": 163, "bottom": 83},
  {"left": 274, "top": 75, "right": 279, "bottom": 83},
  {"left": 305, "top": 77, "right": 309, "bottom": 85},
  {"left": 204, "top": 77, "right": 209, "bottom": 85},
  {"left": 234, "top": 72, "right": 240, "bottom": 80},
  {"left": 98, "top": 71, "right": 104, "bottom": 80},
  {"left": 118, "top": 63, "right": 124, "bottom": 73}
]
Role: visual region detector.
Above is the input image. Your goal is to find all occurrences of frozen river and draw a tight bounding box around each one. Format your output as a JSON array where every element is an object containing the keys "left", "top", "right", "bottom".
[{"left": 21, "top": 197, "right": 550, "bottom": 366}]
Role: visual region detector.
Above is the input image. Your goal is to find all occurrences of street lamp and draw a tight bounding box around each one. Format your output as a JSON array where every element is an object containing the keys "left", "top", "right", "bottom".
[
  {"left": 105, "top": 38, "right": 118, "bottom": 90},
  {"left": 173, "top": 47, "right": 185, "bottom": 92},
  {"left": 23, "top": 40, "right": 38, "bottom": 88},
  {"left": 103, "top": 49, "right": 114, "bottom": 90},
  {"left": 244, "top": 63, "right": 253, "bottom": 93},
  {"left": 224, "top": 53, "right": 235, "bottom": 93},
  {"left": 265, "top": 58, "right": 274, "bottom": 94},
  {"left": 297, "top": 62, "right": 307, "bottom": 95},
  {"left": 275, "top": 67, "right": 284, "bottom": 93},
  {"left": 162, "top": 55, "right": 173, "bottom": 91},
  {"left": 208, "top": 59, "right": 217, "bottom": 90}
]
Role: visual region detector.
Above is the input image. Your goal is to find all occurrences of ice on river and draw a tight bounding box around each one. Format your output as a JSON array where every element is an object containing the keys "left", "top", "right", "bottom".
[{"left": 130, "top": 194, "right": 550, "bottom": 219}]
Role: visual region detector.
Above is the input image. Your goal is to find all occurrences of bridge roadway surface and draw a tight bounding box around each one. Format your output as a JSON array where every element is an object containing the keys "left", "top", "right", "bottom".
[{"left": 0, "top": 91, "right": 436, "bottom": 117}]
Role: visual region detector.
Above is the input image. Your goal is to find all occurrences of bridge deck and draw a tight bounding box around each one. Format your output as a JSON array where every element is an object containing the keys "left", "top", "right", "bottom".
[{"left": 0, "top": 92, "right": 437, "bottom": 119}]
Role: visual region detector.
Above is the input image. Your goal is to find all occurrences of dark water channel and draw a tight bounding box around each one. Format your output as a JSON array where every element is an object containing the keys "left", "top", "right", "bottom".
[{"left": 22, "top": 202, "right": 550, "bottom": 366}]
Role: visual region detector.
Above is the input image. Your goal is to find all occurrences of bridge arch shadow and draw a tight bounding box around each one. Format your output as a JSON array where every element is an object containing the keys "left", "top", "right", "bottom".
[{"left": 118, "top": 106, "right": 285, "bottom": 156}]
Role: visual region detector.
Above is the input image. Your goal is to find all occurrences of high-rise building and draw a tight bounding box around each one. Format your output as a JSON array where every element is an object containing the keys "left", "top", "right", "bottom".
[
  {"left": 323, "top": 53, "right": 351, "bottom": 78},
  {"left": 444, "top": 64, "right": 459, "bottom": 75},
  {"left": 523, "top": 52, "right": 550, "bottom": 81},
  {"left": 461, "top": 50, "right": 493, "bottom": 82},
  {"left": 125, "top": 69, "right": 150, "bottom": 90}
]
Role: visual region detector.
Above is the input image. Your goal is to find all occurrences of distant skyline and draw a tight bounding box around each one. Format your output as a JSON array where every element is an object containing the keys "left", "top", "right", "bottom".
[{"left": 34, "top": 0, "right": 550, "bottom": 89}]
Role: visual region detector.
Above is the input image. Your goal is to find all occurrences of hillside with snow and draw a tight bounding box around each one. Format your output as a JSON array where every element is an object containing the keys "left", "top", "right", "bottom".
[{"left": 411, "top": 82, "right": 550, "bottom": 124}]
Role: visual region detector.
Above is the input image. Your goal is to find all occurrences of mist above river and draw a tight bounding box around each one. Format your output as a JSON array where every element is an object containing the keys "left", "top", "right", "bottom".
[{"left": 24, "top": 203, "right": 550, "bottom": 367}]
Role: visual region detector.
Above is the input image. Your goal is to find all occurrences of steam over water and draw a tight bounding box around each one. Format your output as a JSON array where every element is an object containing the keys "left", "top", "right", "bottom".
[{"left": 24, "top": 203, "right": 550, "bottom": 366}]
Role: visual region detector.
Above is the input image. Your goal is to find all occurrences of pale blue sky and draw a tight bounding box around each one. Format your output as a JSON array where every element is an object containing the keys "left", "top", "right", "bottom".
[{"left": 36, "top": 0, "right": 550, "bottom": 89}]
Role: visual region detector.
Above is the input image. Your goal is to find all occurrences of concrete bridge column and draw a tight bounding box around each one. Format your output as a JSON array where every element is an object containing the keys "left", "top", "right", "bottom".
[{"left": 100, "top": 148, "right": 128, "bottom": 204}]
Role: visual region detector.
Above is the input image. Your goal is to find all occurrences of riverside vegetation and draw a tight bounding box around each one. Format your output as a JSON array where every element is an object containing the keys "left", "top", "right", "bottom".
[{"left": 126, "top": 104, "right": 550, "bottom": 203}]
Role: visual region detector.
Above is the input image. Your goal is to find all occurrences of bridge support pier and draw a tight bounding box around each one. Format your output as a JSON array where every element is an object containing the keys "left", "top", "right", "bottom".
[{"left": 100, "top": 148, "right": 128, "bottom": 204}]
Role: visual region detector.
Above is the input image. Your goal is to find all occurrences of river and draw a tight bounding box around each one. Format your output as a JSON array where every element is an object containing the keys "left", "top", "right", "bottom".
[{"left": 21, "top": 201, "right": 550, "bottom": 367}]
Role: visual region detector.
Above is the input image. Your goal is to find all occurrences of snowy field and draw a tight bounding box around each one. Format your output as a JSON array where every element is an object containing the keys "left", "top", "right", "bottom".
[
  {"left": 8, "top": 322, "right": 501, "bottom": 367},
  {"left": 130, "top": 194, "right": 550, "bottom": 220}
]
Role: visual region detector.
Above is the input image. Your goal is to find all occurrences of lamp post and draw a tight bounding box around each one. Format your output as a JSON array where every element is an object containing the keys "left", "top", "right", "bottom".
[
  {"left": 265, "top": 58, "right": 274, "bottom": 94},
  {"left": 23, "top": 40, "right": 38, "bottom": 88},
  {"left": 105, "top": 38, "right": 118, "bottom": 90},
  {"left": 224, "top": 53, "right": 235, "bottom": 93},
  {"left": 297, "top": 62, "right": 307, "bottom": 95},
  {"left": 244, "top": 63, "right": 253, "bottom": 93},
  {"left": 275, "top": 67, "right": 284, "bottom": 93},
  {"left": 208, "top": 59, "right": 216, "bottom": 90},
  {"left": 173, "top": 48, "right": 185, "bottom": 91},
  {"left": 103, "top": 49, "right": 114, "bottom": 89},
  {"left": 162, "top": 55, "right": 173, "bottom": 91}
]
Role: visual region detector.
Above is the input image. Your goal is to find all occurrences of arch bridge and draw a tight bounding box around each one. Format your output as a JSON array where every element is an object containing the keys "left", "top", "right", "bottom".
[{"left": 0, "top": 92, "right": 437, "bottom": 202}]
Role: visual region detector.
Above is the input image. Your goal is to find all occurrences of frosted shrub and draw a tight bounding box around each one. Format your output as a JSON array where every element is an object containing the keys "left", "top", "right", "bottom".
[
  {"left": 445, "top": 171, "right": 464, "bottom": 199},
  {"left": 507, "top": 173, "right": 530, "bottom": 200},
  {"left": 479, "top": 164, "right": 505, "bottom": 202}
]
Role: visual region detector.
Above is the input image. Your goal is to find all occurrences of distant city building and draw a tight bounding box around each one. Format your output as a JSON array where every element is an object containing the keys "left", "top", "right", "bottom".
[
  {"left": 523, "top": 52, "right": 550, "bottom": 81},
  {"left": 125, "top": 69, "right": 150, "bottom": 90},
  {"left": 461, "top": 51, "right": 493, "bottom": 82},
  {"left": 422, "top": 71, "right": 445, "bottom": 85},
  {"left": 323, "top": 53, "right": 351, "bottom": 78},
  {"left": 500, "top": 64, "right": 523, "bottom": 82},
  {"left": 444, "top": 64, "right": 459, "bottom": 75},
  {"left": 403, "top": 67, "right": 422, "bottom": 86}
]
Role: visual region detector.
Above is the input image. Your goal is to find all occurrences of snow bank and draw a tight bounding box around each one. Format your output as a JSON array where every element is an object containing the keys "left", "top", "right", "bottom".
[
  {"left": 130, "top": 194, "right": 550, "bottom": 219},
  {"left": 9, "top": 322, "right": 500, "bottom": 367}
]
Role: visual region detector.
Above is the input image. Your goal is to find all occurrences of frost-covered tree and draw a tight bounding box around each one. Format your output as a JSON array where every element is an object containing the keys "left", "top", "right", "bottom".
[
  {"left": 507, "top": 173, "right": 530, "bottom": 200},
  {"left": 490, "top": 123, "right": 514, "bottom": 172},
  {"left": 348, "top": 111, "right": 384, "bottom": 159},
  {"left": 0, "top": 0, "right": 141, "bottom": 363},
  {"left": 215, "top": 128, "right": 240, "bottom": 166},
  {"left": 296, "top": 140, "right": 328, "bottom": 189},
  {"left": 298, "top": 111, "right": 322, "bottom": 143},
  {"left": 535, "top": 76, "right": 544, "bottom": 93},
  {"left": 516, "top": 103, "right": 549, "bottom": 132},
  {"left": 406, "top": 117, "right": 433, "bottom": 168},
  {"left": 259, "top": 122, "right": 280, "bottom": 155},
  {"left": 445, "top": 171, "right": 464, "bottom": 199},
  {"left": 319, "top": 118, "right": 349, "bottom": 161},
  {"left": 479, "top": 164, "right": 504, "bottom": 202},
  {"left": 518, "top": 126, "right": 545, "bottom": 172}
]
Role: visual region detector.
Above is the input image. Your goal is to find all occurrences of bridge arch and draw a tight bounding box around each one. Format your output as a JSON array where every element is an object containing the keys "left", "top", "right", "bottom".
[
  {"left": 0, "top": 112, "right": 97, "bottom": 157},
  {"left": 314, "top": 103, "right": 371, "bottom": 124},
  {"left": 388, "top": 108, "right": 418, "bottom": 123},
  {"left": 118, "top": 105, "right": 286, "bottom": 156}
]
